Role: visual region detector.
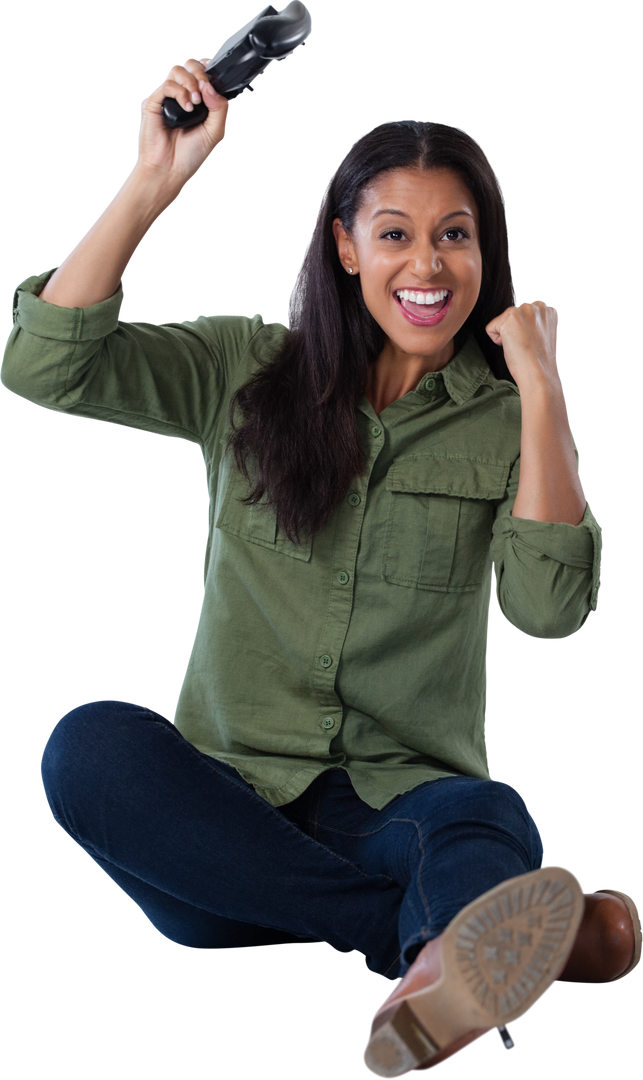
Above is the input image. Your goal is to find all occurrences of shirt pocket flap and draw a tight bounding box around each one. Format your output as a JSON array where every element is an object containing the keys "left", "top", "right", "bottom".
[{"left": 386, "top": 454, "right": 510, "bottom": 501}]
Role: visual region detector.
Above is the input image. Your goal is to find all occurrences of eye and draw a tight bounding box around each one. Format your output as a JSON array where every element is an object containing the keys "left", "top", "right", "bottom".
[
  {"left": 380, "top": 229, "right": 408, "bottom": 241},
  {"left": 380, "top": 228, "right": 471, "bottom": 244},
  {"left": 441, "top": 227, "right": 468, "bottom": 242}
]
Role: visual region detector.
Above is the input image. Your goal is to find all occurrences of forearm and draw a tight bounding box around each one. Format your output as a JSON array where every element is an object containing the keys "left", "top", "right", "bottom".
[
  {"left": 40, "top": 165, "right": 181, "bottom": 309},
  {"left": 512, "top": 372, "right": 585, "bottom": 525}
]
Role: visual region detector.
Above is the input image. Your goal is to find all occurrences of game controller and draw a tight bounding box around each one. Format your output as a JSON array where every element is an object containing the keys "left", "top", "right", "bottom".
[{"left": 163, "top": 0, "right": 315, "bottom": 129}]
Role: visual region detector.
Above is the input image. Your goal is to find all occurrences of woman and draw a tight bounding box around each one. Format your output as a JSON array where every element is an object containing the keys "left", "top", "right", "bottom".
[{"left": 2, "top": 61, "right": 639, "bottom": 1074}]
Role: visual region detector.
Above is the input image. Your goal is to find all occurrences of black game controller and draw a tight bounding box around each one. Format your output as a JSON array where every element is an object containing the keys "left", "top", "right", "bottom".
[{"left": 162, "top": 2, "right": 312, "bottom": 129}]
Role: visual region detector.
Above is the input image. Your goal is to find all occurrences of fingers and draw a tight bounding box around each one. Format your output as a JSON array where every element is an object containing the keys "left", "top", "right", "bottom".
[
  {"left": 146, "top": 59, "right": 210, "bottom": 115},
  {"left": 143, "top": 58, "right": 228, "bottom": 135},
  {"left": 167, "top": 60, "right": 205, "bottom": 112},
  {"left": 185, "top": 58, "right": 207, "bottom": 75}
]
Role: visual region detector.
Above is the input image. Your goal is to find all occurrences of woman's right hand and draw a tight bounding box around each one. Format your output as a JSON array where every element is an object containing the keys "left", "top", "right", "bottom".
[{"left": 136, "top": 59, "right": 228, "bottom": 189}]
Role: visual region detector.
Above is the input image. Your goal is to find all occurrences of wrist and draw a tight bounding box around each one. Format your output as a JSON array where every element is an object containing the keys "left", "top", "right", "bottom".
[
  {"left": 125, "top": 162, "right": 185, "bottom": 222},
  {"left": 514, "top": 361, "right": 562, "bottom": 400}
]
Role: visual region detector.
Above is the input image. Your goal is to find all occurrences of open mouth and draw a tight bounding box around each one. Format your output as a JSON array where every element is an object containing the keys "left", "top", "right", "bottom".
[{"left": 394, "top": 288, "right": 452, "bottom": 327}]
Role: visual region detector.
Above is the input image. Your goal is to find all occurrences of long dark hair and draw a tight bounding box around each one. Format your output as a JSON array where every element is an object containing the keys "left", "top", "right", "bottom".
[{"left": 229, "top": 121, "right": 515, "bottom": 542}]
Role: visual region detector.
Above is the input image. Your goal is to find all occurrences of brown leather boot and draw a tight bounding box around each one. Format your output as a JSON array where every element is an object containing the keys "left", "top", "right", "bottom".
[
  {"left": 364, "top": 867, "right": 584, "bottom": 1076},
  {"left": 557, "top": 890, "right": 641, "bottom": 982}
]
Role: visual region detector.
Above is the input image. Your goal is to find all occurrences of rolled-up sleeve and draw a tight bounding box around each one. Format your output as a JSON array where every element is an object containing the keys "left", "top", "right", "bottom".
[
  {"left": 490, "top": 456, "right": 601, "bottom": 638},
  {"left": 2, "top": 270, "right": 271, "bottom": 446}
]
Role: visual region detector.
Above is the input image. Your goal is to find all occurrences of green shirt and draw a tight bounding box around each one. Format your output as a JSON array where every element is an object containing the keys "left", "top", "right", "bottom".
[{"left": 3, "top": 271, "right": 601, "bottom": 809}]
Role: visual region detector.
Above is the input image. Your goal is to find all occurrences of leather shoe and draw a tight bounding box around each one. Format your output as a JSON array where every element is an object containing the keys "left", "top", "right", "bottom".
[
  {"left": 364, "top": 867, "right": 584, "bottom": 1076},
  {"left": 364, "top": 881, "right": 641, "bottom": 1077},
  {"left": 557, "top": 890, "right": 641, "bottom": 982}
]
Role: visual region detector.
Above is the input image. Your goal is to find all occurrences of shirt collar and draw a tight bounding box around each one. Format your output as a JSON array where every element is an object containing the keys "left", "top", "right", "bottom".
[{"left": 436, "top": 334, "right": 491, "bottom": 405}]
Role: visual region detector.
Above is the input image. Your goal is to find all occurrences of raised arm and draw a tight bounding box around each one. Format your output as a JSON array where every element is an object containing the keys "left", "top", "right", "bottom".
[{"left": 40, "top": 55, "right": 231, "bottom": 311}]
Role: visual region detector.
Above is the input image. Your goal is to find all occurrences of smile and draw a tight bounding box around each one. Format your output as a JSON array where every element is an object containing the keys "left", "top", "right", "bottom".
[{"left": 393, "top": 289, "right": 453, "bottom": 326}]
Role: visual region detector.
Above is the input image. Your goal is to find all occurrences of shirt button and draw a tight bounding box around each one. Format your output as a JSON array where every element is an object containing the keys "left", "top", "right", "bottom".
[
  {"left": 337, "top": 571, "right": 349, "bottom": 584},
  {"left": 348, "top": 493, "right": 361, "bottom": 507},
  {"left": 371, "top": 425, "right": 382, "bottom": 437},
  {"left": 319, "top": 654, "right": 333, "bottom": 669},
  {"left": 322, "top": 716, "right": 335, "bottom": 730},
  {"left": 425, "top": 377, "right": 436, "bottom": 391}
]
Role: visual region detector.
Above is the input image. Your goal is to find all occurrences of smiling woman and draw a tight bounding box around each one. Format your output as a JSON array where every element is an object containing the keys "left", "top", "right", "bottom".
[
  {"left": 229, "top": 121, "right": 518, "bottom": 539},
  {"left": 1, "top": 59, "right": 640, "bottom": 1079},
  {"left": 335, "top": 168, "right": 483, "bottom": 406}
]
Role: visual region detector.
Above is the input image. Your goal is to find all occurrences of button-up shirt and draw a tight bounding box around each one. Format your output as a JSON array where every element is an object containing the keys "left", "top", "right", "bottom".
[{"left": 2, "top": 271, "right": 601, "bottom": 808}]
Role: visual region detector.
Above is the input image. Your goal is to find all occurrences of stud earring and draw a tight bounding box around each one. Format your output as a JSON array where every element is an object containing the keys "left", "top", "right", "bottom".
[{"left": 348, "top": 267, "right": 353, "bottom": 274}]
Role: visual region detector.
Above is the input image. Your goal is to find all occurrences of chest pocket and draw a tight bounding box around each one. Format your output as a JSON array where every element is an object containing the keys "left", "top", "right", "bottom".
[
  {"left": 383, "top": 454, "right": 510, "bottom": 592},
  {"left": 215, "top": 455, "right": 312, "bottom": 562}
]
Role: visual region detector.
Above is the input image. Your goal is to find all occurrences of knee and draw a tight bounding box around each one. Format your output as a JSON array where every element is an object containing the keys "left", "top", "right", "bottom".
[
  {"left": 457, "top": 779, "right": 542, "bottom": 865},
  {"left": 41, "top": 701, "right": 153, "bottom": 824},
  {"left": 456, "top": 779, "right": 529, "bottom": 826},
  {"left": 42, "top": 702, "right": 108, "bottom": 792}
]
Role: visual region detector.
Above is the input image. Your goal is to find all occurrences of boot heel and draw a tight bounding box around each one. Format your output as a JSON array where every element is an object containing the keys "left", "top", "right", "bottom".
[{"left": 364, "top": 1000, "right": 438, "bottom": 1077}]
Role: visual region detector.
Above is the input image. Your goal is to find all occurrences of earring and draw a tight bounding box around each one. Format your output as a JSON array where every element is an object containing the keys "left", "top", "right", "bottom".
[{"left": 348, "top": 267, "right": 353, "bottom": 274}]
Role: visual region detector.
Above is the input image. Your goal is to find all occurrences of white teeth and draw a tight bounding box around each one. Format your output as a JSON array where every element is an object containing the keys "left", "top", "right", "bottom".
[{"left": 397, "top": 289, "right": 448, "bottom": 304}]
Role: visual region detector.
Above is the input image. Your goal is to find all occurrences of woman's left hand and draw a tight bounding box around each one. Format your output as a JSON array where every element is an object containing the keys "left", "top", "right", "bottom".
[{"left": 486, "top": 302, "right": 559, "bottom": 389}]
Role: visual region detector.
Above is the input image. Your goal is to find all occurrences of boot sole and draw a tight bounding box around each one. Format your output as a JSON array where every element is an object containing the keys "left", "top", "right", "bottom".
[{"left": 364, "top": 867, "right": 584, "bottom": 1077}]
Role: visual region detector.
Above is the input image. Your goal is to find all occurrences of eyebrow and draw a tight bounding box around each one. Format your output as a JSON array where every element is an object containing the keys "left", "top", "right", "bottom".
[{"left": 370, "top": 208, "right": 475, "bottom": 223}]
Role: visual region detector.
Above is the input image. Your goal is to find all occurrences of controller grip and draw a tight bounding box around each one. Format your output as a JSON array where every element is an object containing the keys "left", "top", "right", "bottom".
[
  {"left": 162, "top": 97, "right": 209, "bottom": 130},
  {"left": 161, "top": 76, "right": 259, "bottom": 129}
]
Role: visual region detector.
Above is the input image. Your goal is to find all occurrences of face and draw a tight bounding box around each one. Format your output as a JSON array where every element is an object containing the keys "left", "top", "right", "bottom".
[{"left": 333, "top": 167, "right": 482, "bottom": 370}]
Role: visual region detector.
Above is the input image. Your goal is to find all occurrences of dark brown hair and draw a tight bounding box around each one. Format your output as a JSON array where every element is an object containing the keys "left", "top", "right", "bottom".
[{"left": 229, "top": 120, "right": 515, "bottom": 542}]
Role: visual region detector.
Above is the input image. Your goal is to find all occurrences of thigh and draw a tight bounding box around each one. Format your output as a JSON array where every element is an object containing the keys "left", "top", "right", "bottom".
[
  {"left": 392, "top": 775, "right": 544, "bottom": 867},
  {"left": 42, "top": 702, "right": 404, "bottom": 974},
  {"left": 87, "top": 852, "right": 321, "bottom": 949},
  {"left": 298, "top": 771, "right": 543, "bottom": 887}
]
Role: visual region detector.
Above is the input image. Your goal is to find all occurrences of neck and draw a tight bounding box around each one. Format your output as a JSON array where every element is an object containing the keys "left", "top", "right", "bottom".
[{"left": 365, "top": 338, "right": 454, "bottom": 414}]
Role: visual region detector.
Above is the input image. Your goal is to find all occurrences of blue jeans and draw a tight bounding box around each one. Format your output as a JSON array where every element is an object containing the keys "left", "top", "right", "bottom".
[{"left": 41, "top": 701, "right": 543, "bottom": 980}]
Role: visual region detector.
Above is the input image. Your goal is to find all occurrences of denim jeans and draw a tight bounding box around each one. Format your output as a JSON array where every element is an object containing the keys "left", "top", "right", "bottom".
[{"left": 41, "top": 701, "right": 543, "bottom": 980}]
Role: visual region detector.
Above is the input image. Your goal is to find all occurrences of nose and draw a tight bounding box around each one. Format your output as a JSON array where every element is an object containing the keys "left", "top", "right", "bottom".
[{"left": 408, "top": 244, "right": 443, "bottom": 278}]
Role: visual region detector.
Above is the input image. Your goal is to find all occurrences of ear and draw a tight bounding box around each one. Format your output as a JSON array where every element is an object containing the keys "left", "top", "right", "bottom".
[
  {"left": 332, "top": 216, "right": 347, "bottom": 241},
  {"left": 332, "top": 217, "right": 352, "bottom": 263}
]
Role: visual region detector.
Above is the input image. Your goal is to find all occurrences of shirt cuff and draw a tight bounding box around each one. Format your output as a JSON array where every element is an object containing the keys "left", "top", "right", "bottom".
[
  {"left": 8, "top": 266, "right": 126, "bottom": 341},
  {"left": 503, "top": 498, "right": 605, "bottom": 617}
]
